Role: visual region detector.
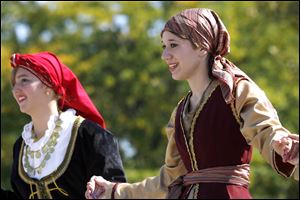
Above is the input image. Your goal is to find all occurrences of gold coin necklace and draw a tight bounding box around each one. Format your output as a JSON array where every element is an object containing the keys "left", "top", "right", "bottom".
[{"left": 24, "top": 115, "right": 63, "bottom": 176}]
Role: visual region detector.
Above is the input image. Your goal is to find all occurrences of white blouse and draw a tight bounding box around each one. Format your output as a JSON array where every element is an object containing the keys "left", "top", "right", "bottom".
[{"left": 21, "top": 109, "right": 77, "bottom": 180}]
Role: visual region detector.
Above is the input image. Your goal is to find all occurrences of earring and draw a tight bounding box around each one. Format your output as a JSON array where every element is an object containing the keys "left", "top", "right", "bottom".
[{"left": 46, "top": 91, "right": 50, "bottom": 95}]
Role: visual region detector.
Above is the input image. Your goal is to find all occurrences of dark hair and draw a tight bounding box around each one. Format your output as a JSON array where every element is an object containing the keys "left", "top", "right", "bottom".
[
  {"left": 11, "top": 67, "right": 18, "bottom": 87},
  {"left": 208, "top": 53, "right": 215, "bottom": 80}
]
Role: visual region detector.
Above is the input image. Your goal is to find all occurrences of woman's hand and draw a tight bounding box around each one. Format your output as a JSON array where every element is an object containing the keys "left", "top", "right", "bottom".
[
  {"left": 85, "top": 176, "right": 113, "bottom": 199},
  {"left": 272, "top": 134, "right": 299, "bottom": 165}
]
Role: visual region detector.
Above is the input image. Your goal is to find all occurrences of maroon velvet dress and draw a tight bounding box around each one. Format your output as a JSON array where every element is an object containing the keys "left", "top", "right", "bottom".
[{"left": 174, "top": 85, "right": 294, "bottom": 199}]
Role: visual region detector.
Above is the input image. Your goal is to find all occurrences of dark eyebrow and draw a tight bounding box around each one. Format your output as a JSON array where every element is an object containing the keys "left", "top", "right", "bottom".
[
  {"left": 167, "top": 39, "right": 178, "bottom": 42},
  {"left": 16, "top": 74, "right": 29, "bottom": 79},
  {"left": 161, "top": 39, "right": 179, "bottom": 43}
]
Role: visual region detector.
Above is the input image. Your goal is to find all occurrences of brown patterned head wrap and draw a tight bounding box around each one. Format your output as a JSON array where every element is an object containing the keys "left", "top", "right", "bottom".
[{"left": 161, "top": 8, "right": 248, "bottom": 103}]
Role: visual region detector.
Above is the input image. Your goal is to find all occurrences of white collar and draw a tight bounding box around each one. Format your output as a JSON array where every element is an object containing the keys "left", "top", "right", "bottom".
[{"left": 21, "top": 109, "right": 77, "bottom": 151}]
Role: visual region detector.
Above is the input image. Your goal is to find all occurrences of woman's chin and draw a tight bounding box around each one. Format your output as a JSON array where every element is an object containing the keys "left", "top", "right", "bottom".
[
  {"left": 19, "top": 106, "right": 29, "bottom": 115},
  {"left": 172, "top": 74, "right": 184, "bottom": 81}
]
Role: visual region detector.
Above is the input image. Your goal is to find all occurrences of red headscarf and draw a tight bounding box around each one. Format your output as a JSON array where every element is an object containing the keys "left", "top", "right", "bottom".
[
  {"left": 161, "top": 8, "right": 249, "bottom": 104},
  {"left": 10, "top": 51, "right": 106, "bottom": 128}
]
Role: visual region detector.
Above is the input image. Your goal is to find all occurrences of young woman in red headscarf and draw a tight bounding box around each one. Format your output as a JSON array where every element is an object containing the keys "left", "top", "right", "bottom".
[
  {"left": 85, "top": 8, "right": 298, "bottom": 199},
  {"left": 1, "top": 52, "right": 126, "bottom": 199}
]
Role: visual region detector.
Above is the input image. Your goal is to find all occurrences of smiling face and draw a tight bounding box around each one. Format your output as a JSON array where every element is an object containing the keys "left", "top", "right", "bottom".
[
  {"left": 161, "top": 31, "right": 208, "bottom": 81},
  {"left": 11, "top": 67, "right": 53, "bottom": 116}
]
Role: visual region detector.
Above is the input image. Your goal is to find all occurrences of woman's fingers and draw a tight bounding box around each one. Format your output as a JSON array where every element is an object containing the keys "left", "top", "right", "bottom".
[
  {"left": 85, "top": 176, "right": 110, "bottom": 199},
  {"left": 285, "top": 139, "right": 299, "bottom": 165}
]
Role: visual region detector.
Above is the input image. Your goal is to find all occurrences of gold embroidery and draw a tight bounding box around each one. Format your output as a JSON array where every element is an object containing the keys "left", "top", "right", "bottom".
[
  {"left": 230, "top": 78, "right": 246, "bottom": 126},
  {"left": 181, "top": 81, "right": 219, "bottom": 198},
  {"left": 187, "top": 80, "right": 219, "bottom": 171},
  {"left": 179, "top": 92, "right": 195, "bottom": 171},
  {"left": 18, "top": 116, "right": 84, "bottom": 199},
  {"left": 230, "top": 102, "right": 242, "bottom": 126},
  {"left": 48, "top": 176, "right": 69, "bottom": 196},
  {"left": 24, "top": 117, "right": 63, "bottom": 176},
  {"left": 28, "top": 184, "right": 38, "bottom": 199}
]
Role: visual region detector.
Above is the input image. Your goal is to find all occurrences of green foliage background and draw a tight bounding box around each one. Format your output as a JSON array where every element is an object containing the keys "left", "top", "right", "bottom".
[{"left": 1, "top": 1, "right": 299, "bottom": 198}]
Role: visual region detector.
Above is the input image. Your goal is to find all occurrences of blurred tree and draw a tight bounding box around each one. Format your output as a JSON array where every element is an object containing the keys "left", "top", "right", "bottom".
[{"left": 1, "top": 1, "right": 298, "bottom": 198}]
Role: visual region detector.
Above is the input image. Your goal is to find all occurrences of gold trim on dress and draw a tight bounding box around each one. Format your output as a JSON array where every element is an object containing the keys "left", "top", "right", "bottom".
[
  {"left": 24, "top": 117, "right": 63, "bottom": 176},
  {"left": 179, "top": 92, "right": 195, "bottom": 171},
  {"left": 180, "top": 80, "right": 219, "bottom": 198},
  {"left": 272, "top": 150, "right": 295, "bottom": 178},
  {"left": 183, "top": 80, "right": 219, "bottom": 171},
  {"left": 230, "top": 78, "right": 247, "bottom": 127},
  {"left": 18, "top": 116, "right": 84, "bottom": 199},
  {"left": 230, "top": 102, "right": 242, "bottom": 126}
]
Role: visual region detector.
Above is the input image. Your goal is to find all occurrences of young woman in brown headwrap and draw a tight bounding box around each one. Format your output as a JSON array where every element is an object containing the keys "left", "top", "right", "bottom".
[
  {"left": 1, "top": 52, "right": 126, "bottom": 199},
  {"left": 85, "top": 8, "right": 298, "bottom": 199}
]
